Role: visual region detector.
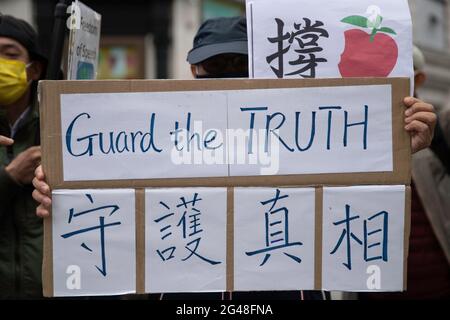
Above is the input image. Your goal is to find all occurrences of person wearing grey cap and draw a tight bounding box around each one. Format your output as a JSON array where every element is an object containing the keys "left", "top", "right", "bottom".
[
  {"left": 0, "top": 14, "right": 46, "bottom": 298},
  {"left": 184, "top": 16, "right": 328, "bottom": 301}
]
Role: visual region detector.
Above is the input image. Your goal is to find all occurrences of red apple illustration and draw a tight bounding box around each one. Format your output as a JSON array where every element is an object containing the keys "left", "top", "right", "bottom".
[{"left": 338, "top": 14, "right": 398, "bottom": 77}]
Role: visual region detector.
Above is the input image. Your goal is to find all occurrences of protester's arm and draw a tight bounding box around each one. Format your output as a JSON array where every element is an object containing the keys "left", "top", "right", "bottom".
[
  {"left": 0, "top": 137, "right": 17, "bottom": 210},
  {"left": 0, "top": 146, "right": 41, "bottom": 213},
  {"left": 0, "top": 147, "right": 40, "bottom": 217},
  {"left": 5, "top": 146, "right": 41, "bottom": 185},
  {"left": 32, "top": 165, "right": 52, "bottom": 218},
  {"left": 404, "top": 97, "right": 437, "bottom": 154},
  {"left": 429, "top": 111, "right": 450, "bottom": 174},
  {"left": 0, "top": 135, "right": 13, "bottom": 146}
]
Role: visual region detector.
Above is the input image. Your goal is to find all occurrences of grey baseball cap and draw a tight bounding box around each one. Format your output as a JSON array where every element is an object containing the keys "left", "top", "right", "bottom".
[{"left": 187, "top": 16, "right": 248, "bottom": 64}]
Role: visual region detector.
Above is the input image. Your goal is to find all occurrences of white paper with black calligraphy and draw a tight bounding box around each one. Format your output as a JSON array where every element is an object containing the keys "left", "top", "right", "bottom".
[
  {"left": 234, "top": 187, "right": 316, "bottom": 291},
  {"left": 322, "top": 185, "right": 405, "bottom": 291},
  {"left": 247, "top": 0, "right": 413, "bottom": 91},
  {"left": 52, "top": 189, "right": 136, "bottom": 296},
  {"left": 145, "top": 188, "right": 227, "bottom": 293}
]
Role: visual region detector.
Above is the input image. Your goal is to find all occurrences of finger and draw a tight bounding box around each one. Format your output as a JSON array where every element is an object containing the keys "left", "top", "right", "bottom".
[
  {"left": 32, "top": 176, "right": 51, "bottom": 196},
  {"left": 405, "top": 119, "right": 431, "bottom": 135},
  {"left": 36, "top": 204, "right": 50, "bottom": 218},
  {"left": 0, "top": 135, "right": 13, "bottom": 146},
  {"left": 32, "top": 150, "right": 42, "bottom": 161},
  {"left": 404, "top": 102, "right": 434, "bottom": 117},
  {"left": 403, "top": 96, "right": 421, "bottom": 107},
  {"left": 405, "top": 111, "right": 437, "bottom": 127},
  {"left": 27, "top": 146, "right": 41, "bottom": 153},
  {"left": 35, "top": 165, "right": 45, "bottom": 180},
  {"left": 32, "top": 189, "right": 52, "bottom": 208}
]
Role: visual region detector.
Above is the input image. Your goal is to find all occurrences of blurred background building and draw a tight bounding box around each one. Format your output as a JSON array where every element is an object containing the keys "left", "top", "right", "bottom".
[
  {"left": 409, "top": 0, "right": 450, "bottom": 111},
  {"left": 0, "top": 0, "right": 245, "bottom": 80},
  {"left": 0, "top": 0, "right": 448, "bottom": 108}
]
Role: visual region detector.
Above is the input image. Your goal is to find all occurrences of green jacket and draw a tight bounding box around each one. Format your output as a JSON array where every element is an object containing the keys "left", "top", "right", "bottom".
[{"left": 0, "top": 102, "right": 42, "bottom": 298}]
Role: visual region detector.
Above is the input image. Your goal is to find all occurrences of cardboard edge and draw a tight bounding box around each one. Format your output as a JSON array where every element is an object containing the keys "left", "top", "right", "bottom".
[
  {"left": 392, "top": 78, "right": 412, "bottom": 185},
  {"left": 42, "top": 208, "right": 54, "bottom": 297},
  {"left": 314, "top": 186, "right": 323, "bottom": 290},
  {"left": 226, "top": 187, "right": 234, "bottom": 292},
  {"left": 403, "top": 185, "right": 411, "bottom": 290},
  {"left": 135, "top": 189, "right": 145, "bottom": 294}
]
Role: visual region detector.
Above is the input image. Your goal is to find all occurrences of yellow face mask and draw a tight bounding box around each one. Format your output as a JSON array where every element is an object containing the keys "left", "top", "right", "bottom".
[{"left": 0, "top": 57, "right": 32, "bottom": 106}]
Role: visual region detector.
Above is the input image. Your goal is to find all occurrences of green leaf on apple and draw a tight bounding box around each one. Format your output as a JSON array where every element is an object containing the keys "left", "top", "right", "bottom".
[
  {"left": 367, "top": 15, "right": 383, "bottom": 29},
  {"left": 369, "top": 28, "right": 378, "bottom": 42},
  {"left": 341, "top": 15, "right": 368, "bottom": 28},
  {"left": 378, "top": 27, "right": 397, "bottom": 35}
]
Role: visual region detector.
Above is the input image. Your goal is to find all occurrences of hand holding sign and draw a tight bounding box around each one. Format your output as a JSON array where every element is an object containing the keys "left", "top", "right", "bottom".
[
  {"left": 32, "top": 164, "right": 52, "bottom": 218},
  {"left": 403, "top": 97, "right": 437, "bottom": 153},
  {"left": 5, "top": 146, "right": 41, "bottom": 185}
]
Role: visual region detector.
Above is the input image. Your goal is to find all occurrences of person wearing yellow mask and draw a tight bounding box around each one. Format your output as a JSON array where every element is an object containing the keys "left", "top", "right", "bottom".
[{"left": 0, "top": 15, "right": 46, "bottom": 298}]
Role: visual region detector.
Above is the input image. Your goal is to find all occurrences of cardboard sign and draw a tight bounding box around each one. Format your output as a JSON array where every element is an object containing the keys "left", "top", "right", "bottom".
[
  {"left": 45, "top": 186, "right": 410, "bottom": 296},
  {"left": 39, "top": 78, "right": 410, "bottom": 189},
  {"left": 246, "top": 0, "right": 413, "bottom": 91},
  {"left": 67, "top": 1, "right": 101, "bottom": 80},
  {"left": 39, "top": 78, "right": 411, "bottom": 296}
]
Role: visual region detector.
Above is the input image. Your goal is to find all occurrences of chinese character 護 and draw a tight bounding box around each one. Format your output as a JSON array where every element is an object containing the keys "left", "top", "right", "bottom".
[{"left": 154, "top": 192, "right": 221, "bottom": 265}]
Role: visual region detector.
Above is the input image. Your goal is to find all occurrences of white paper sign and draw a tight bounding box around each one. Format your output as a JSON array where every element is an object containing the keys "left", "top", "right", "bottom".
[
  {"left": 322, "top": 185, "right": 405, "bottom": 291},
  {"left": 61, "top": 91, "right": 229, "bottom": 181},
  {"left": 246, "top": 0, "right": 413, "bottom": 91},
  {"left": 67, "top": 1, "right": 101, "bottom": 80},
  {"left": 228, "top": 85, "right": 392, "bottom": 176},
  {"left": 234, "top": 188, "right": 316, "bottom": 291},
  {"left": 61, "top": 84, "right": 393, "bottom": 181},
  {"left": 52, "top": 189, "right": 136, "bottom": 296},
  {"left": 145, "top": 188, "right": 227, "bottom": 293}
]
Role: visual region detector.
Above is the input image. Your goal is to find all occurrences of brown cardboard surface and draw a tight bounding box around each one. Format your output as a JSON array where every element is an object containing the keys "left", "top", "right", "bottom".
[
  {"left": 42, "top": 209, "right": 53, "bottom": 297},
  {"left": 314, "top": 187, "right": 323, "bottom": 290},
  {"left": 403, "top": 186, "right": 412, "bottom": 290},
  {"left": 40, "top": 78, "right": 412, "bottom": 295},
  {"left": 42, "top": 184, "right": 411, "bottom": 295},
  {"left": 226, "top": 187, "right": 234, "bottom": 292},
  {"left": 135, "top": 189, "right": 145, "bottom": 294},
  {"left": 39, "top": 77, "right": 411, "bottom": 189}
]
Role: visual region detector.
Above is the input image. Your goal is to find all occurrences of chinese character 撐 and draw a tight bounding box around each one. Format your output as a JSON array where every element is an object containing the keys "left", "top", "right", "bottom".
[{"left": 266, "top": 18, "right": 329, "bottom": 78}]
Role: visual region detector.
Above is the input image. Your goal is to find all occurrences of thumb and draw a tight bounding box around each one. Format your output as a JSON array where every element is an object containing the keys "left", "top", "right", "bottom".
[{"left": 0, "top": 135, "right": 14, "bottom": 146}]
